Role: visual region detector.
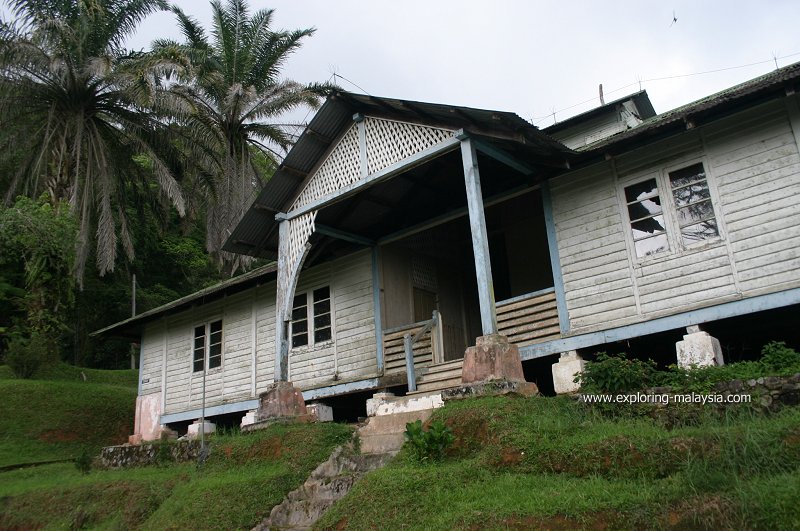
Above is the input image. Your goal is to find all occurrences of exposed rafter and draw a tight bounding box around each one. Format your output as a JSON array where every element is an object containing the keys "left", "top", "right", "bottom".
[{"left": 315, "top": 224, "right": 375, "bottom": 247}]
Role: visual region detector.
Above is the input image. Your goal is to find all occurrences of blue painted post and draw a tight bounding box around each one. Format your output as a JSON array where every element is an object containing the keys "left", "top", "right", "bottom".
[
  {"left": 404, "top": 333, "right": 417, "bottom": 392},
  {"left": 372, "top": 247, "right": 385, "bottom": 373},
  {"left": 541, "top": 180, "right": 570, "bottom": 334},
  {"left": 274, "top": 217, "right": 290, "bottom": 382},
  {"left": 458, "top": 134, "right": 498, "bottom": 336}
]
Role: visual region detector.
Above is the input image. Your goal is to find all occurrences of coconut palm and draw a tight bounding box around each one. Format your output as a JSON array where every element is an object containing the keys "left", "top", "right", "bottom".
[
  {"left": 0, "top": 0, "right": 185, "bottom": 285},
  {"left": 153, "top": 0, "right": 329, "bottom": 273}
]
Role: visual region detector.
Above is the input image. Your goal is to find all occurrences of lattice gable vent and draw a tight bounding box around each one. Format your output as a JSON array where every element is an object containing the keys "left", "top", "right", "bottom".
[
  {"left": 291, "top": 117, "right": 454, "bottom": 210},
  {"left": 364, "top": 117, "right": 453, "bottom": 175}
]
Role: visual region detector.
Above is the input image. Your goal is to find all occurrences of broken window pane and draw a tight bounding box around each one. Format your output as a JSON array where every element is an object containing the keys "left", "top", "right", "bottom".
[
  {"left": 634, "top": 233, "right": 669, "bottom": 257},
  {"left": 632, "top": 215, "right": 667, "bottom": 239},
  {"left": 624, "top": 178, "right": 659, "bottom": 203}
]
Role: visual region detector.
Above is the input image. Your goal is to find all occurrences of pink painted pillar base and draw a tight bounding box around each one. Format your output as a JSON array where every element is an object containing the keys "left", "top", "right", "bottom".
[
  {"left": 461, "top": 334, "right": 526, "bottom": 384},
  {"left": 256, "top": 381, "right": 308, "bottom": 421}
]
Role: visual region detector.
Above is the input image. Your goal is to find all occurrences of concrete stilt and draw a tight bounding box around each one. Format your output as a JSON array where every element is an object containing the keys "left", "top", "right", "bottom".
[
  {"left": 552, "top": 350, "right": 585, "bottom": 394},
  {"left": 676, "top": 326, "right": 724, "bottom": 368}
]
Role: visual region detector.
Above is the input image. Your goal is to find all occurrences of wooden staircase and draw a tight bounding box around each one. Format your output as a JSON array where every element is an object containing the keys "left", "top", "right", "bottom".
[{"left": 410, "top": 359, "right": 463, "bottom": 394}]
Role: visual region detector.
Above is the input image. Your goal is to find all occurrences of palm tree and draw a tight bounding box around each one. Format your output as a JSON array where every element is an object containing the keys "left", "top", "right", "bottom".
[
  {"left": 0, "top": 0, "right": 185, "bottom": 285},
  {"left": 153, "top": 0, "right": 329, "bottom": 273}
]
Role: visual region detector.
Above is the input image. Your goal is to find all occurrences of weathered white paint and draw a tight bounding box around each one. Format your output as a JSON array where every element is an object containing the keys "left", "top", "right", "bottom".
[
  {"left": 137, "top": 250, "right": 378, "bottom": 421},
  {"left": 550, "top": 98, "right": 800, "bottom": 333},
  {"left": 676, "top": 331, "right": 724, "bottom": 368},
  {"left": 552, "top": 351, "right": 585, "bottom": 395},
  {"left": 552, "top": 111, "right": 630, "bottom": 149}
]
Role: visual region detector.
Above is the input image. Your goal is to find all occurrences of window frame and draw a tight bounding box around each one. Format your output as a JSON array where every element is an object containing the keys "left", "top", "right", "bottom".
[
  {"left": 618, "top": 158, "right": 724, "bottom": 262},
  {"left": 192, "top": 318, "right": 224, "bottom": 373},
  {"left": 290, "top": 285, "right": 335, "bottom": 351}
]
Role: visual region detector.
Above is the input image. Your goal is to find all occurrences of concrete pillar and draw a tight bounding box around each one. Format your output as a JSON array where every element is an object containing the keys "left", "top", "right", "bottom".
[
  {"left": 366, "top": 392, "right": 396, "bottom": 417},
  {"left": 187, "top": 419, "right": 216, "bottom": 438},
  {"left": 256, "top": 381, "right": 308, "bottom": 421},
  {"left": 307, "top": 403, "right": 334, "bottom": 422},
  {"left": 676, "top": 327, "right": 724, "bottom": 368},
  {"left": 461, "top": 334, "right": 525, "bottom": 384},
  {"left": 552, "top": 350, "right": 585, "bottom": 395},
  {"left": 240, "top": 409, "right": 258, "bottom": 428}
]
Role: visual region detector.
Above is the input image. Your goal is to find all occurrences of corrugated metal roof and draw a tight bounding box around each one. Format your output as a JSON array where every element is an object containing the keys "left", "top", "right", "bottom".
[
  {"left": 223, "top": 91, "right": 574, "bottom": 259},
  {"left": 93, "top": 263, "right": 277, "bottom": 338},
  {"left": 543, "top": 90, "right": 657, "bottom": 135},
  {"left": 579, "top": 61, "right": 800, "bottom": 153}
]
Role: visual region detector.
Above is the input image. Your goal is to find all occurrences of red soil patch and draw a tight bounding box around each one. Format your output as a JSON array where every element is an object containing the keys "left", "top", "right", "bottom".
[{"left": 37, "top": 429, "right": 80, "bottom": 443}]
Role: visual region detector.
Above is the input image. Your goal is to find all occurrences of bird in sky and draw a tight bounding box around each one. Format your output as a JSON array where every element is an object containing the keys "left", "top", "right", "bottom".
[{"left": 670, "top": 10, "right": 678, "bottom": 26}]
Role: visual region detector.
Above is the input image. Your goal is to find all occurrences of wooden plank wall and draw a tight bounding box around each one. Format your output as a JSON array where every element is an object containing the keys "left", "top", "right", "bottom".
[
  {"left": 550, "top": 98, "right": 800, "bottom": 334},
  {"left": 138, "top": 324, "right": 164, "bottom": 396},
  {"left": 496, "top": 290, "right": 561, "bottom": 346},
  {"left": 549, "top": 163, "right": 639, "bottom": 330},
  {"left": 706, "top": 99, "right": 800, "bottom": 297},
  {"left": 137, "top": 249, "right": 378, "bottom": 418},
  {"left": 289, "top": 249, "right": 377, "bottom": 388},
  {"left": 551, "top": 111, "right": 625, "bottom": 150}
]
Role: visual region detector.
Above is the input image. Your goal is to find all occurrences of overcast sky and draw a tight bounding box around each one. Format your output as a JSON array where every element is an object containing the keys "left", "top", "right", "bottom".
[{"left": 7, "top": 1, "right": 800, "bottom": 127}]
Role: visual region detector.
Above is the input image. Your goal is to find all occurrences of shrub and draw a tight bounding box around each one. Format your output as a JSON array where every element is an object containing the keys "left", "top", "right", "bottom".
[
  {"left": 75, "top": 449, "right": 92, "bottom": 475},
  {"left": 3, "top": 333, "right": 54, "bottom": 379},
  {"left": 404, "top": 419, "right": 455, "bottom": 462},
  {"left": 760, "top": 341, "right": 800, "bottom": 374},
  {"left": 575, "top": 352, "right": 658, "bottom": 394}
]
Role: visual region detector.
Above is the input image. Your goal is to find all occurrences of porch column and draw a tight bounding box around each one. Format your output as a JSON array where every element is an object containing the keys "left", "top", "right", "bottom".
[
  {"left": 275, "top": 218, "right": 291, "bottom": 381},
  {"left": 458, "top": 134, "right": 498, "bottom": 335},
  {"left": 274, "top": 215, "right": 313, "bottom": 382}
]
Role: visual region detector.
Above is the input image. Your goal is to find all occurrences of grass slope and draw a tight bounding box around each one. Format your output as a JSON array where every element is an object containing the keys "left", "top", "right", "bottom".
[
  {"left": 318, "top": 396, "right": 800, "bottom": 530},
  {"left": 0, "top": 362, "right": 139, "bottom": 387},
  {"left": 0, "top": 422, "right": 353, "bottom": 530},
  {"left": 0, "top": 379, "right": 136, "bottom": 466}
]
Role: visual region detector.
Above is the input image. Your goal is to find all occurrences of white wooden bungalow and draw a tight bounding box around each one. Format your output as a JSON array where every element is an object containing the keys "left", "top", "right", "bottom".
[{"left": 99, "top": 62, "right": 800, "bottom": 439}]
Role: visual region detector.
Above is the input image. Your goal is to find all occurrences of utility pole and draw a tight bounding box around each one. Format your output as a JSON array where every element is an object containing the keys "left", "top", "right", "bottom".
[{"left": 131, "top": 274, "right": 137, "bottom": 370}]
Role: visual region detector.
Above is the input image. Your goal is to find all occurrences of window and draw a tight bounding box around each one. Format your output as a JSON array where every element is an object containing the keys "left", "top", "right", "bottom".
[
  {"left": 623, "top": 162, "right": 720, "bottom": 258},
  {"left": 193, "top": 320, "right": 222, "bottom": 372},
  {"left": 668, "top": 163, "right": 719, "bottom": 246},
  {"left": 624, "top": 177, "right": 669, "bottom": 258},
  {"left": 291, "top": 286, "right": 333, "bottom": 348}
]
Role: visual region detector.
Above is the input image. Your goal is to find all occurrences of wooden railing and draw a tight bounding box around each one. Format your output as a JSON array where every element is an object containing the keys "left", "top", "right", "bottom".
[
  {"left": 382, "top": 311, "right": 443, "bottom": 390},
  {"left": 496, "top": 288, "right": 560, "bottom": 346}
]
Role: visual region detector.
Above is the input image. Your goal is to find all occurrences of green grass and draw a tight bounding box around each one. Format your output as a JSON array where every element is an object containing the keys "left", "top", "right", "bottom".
[
  {"left": 0, "top": 379, "right": 136, "bottom": 466},
  {"left": 0, "top": 422, "right": 353, "bottom": 530},
  {"left": 0, "top": 361, "right": 139, "bottom": 387},
  {"left": 317, "top": 395, "right": 800, "bottom": 530}
]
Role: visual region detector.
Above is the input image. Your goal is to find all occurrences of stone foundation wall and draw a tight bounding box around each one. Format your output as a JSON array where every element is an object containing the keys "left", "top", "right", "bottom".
[
  {"left": 98, "top": 440, "right": 201, "bottom": 469},
  {"left": 711, "top": 373, "right": 800, "bottom": 410}
]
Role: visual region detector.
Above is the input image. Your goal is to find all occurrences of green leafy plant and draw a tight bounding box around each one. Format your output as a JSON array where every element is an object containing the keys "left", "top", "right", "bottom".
[
  {"left": 75, "top": 449, "right": 92, "bottom": 475},
  {"left": 575, "top": 352, "right": 658, "bottom": 394},
  {"left": 3, "top": 333, "right": 54, "bottom": 379},
  {"left": 404, "top": 419, "right": 455, "bottom": 462},
  {"left": 760, "top": 341, "right": 800, "bottom": 373}
]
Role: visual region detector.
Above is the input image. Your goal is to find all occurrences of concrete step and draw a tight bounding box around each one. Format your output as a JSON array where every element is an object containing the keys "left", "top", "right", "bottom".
[
  {"left": 418, "top": 366, "right": 462, "bottom": 383},
  {"left": 411, "top": 360, "right": 463, "bottom": 394},
  {"left": 358, "top": 408, "right": 435, "bottom": 454},
  {"left": 413, "top": 377, "right": 462, "bottom": 394},
  {"left": 428, "top": 359, "right": 464, "bottom": 371},
  {"left": 253, "top": 445, "right": 394, "bottom": 530}
]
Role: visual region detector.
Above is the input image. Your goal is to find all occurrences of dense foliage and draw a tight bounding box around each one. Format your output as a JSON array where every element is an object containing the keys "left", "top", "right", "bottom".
[
  {"left": 151, "top": 0, "right": 329, "bottom": 272},
  {"left": 576, "top": 341, "right": 800, "bottom": 395},
  {"left": 0, "top": 0, "right": 321, "bottom": 369}
]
